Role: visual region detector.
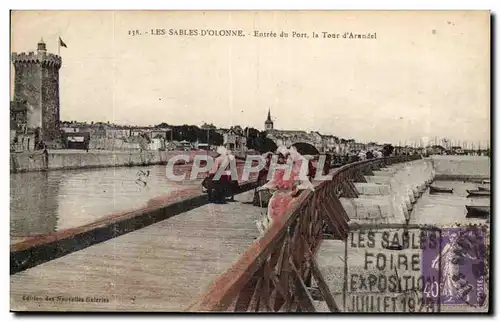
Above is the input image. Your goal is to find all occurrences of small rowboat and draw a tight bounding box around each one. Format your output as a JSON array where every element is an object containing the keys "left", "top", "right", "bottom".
[
  {"left": 429, "top": 186, "right": 454, "bottom": 194},
  {"left": 466, "top": 189, "right": 491, "bottom": 197},
  {"left": 470, "top": 179, "right": 491, "bottom": 184},
  {"left": 478, "top": 186, "right": 491, "bottom": 192},
  {"left": 465, "top": 205, "right": 490, "bottom": 218}
]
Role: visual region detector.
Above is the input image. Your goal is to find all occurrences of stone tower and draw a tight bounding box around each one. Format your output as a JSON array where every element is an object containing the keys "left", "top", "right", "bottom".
[
  {"left": 265, "top": 108, "right": 274, "bottom": 131},
  {"left": 11, "top": 39, "right": 62, "bottom": 143}
]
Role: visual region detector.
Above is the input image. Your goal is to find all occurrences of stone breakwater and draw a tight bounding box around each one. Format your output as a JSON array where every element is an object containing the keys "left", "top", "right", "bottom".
[
  {"left": 340, "top": 158, "right": 435, "bottom": 225},
  {"left": 314, "top": 156, "right": 489, "bottom": 312},
  {"left": 9, "top": 150, "right": 218, "bottom": 173},
  {"left": 315, "top": 158, "right": 437, "bottom": 312}
]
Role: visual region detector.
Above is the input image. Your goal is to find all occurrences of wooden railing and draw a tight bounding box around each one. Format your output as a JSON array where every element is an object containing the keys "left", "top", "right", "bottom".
[{"left": 187, "top": 155, "right": 421, "bottom": 312}]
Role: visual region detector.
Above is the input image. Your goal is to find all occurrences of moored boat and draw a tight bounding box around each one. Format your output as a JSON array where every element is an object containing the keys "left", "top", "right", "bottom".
[
  {"left": 465, "top": 205, "right": 490, "bottom": 218},
  {"left": 478, "top": 186, "right": 491, "bottom": 192},
  {"left": 429, "top": 186, "right": 453, "bottom": 194},
  {"left": 466, "top": 189, "right": 491, "bottom": 197},
  {"left": 469, "top": 178, "right": 491, "bottom": 184}
]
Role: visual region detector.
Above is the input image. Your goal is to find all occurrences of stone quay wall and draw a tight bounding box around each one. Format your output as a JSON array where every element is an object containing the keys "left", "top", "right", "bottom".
[
  {"left": 340, "top": 158, "right": 435, "bottom": 225},
  {"left": 9, "top": 150, "right": 218, "bottom": 173},
  {"left": 340, "top": 155, "right": 490, "bottom": 226}
]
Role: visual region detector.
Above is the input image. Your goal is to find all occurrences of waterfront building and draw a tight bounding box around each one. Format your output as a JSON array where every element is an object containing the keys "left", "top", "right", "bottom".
[
  {"left": 150, "top": 127, "right": 172, "bottom": 141},
  {"left": 130, "top": 127, "right": 152, "bottom": 137},
  {"left": 347, "top": 141, "right": 366, "bottom": 152},
  {"left": 223, "top": 126, "right": 247, "bottom": 153},
  {"left": 149, "top": 135, "right": 166, "bottom": 150},
  {"left": 10, "top": 100, "right": 37, "bottom": 151},
  {"left": 62, "top": 132, "right": 90, "bottom": 150},
  {"left": 60, "top": 122, "right": 92, "bottom": 134},
  {"left": 105, "top": 127, "right": 131, "bottom": 138},
  {"left": 309, "top": 131, "right": 324, "bottom": 152},
  {"left": 321, "top": 135, "right": 339, "bottom": 153}
]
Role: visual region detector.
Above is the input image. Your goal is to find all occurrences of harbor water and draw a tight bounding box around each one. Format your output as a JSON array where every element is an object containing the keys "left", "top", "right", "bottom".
[
  {"left": 10, "top": 165, "right": 201, "bottom": 239},
  {"left": 410, "top": 180, "right": 490, "bottom": 226}
]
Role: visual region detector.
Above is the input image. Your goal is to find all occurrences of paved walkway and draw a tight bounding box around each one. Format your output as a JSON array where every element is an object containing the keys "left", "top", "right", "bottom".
[{"left": 10, "top": 190, "right": 263, "bottom": 312}]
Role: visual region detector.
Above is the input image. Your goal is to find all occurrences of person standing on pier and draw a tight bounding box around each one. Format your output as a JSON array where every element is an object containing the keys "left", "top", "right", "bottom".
[
  {"left": 258, "top": 152, "right": 273, "bottom": 184},
  {"left": 227, "top": 150, "right": 238, "bottom": 201},
  {"left": 255, "top": 146, "right": 315, "bottom": 234},
  {"left": 358, "top": 150, "right": 367, "bottom": 161},
  {"left": 206, "top": 146, "right": 232, "bottom": 203},
  {"left": 253, "top": 151, "right": 273, "bottom": 207}
]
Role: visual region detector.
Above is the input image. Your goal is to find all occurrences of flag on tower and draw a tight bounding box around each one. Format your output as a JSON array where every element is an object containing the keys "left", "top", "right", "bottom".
[{"left": 59, "top": 37, "right": 67, "bottom": 48}]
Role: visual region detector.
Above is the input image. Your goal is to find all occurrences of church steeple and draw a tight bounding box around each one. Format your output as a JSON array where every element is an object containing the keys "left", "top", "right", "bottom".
[{"left": 264, "top": 108, "right": 274, "bottom": 131}]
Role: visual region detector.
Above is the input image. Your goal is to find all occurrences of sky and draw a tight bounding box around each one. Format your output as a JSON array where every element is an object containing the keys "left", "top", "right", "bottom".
[{"left": 10, "top": 11, "right": 490, "bottom": 146}]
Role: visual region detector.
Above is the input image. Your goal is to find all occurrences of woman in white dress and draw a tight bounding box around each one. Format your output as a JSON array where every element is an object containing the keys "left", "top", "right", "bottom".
[{"left": 431, "top": 232, "right": 477, "bottom": 303}]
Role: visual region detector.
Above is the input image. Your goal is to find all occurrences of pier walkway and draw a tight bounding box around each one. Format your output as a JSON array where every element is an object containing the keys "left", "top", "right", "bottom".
[
  {"left": 10, "top": 189, "right": 263, "bottom": 311},
  {"left": 13, "top": 155, "right": 481, "bottom": 312}
]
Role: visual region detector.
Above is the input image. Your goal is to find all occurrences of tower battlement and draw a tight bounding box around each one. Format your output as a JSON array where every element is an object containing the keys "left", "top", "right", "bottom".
[
  {"left": 12, "top": 52, "right": 62, "bottom": 69},
  {"left": 11, "top": 40, "right": 62, "bottom": 144}
]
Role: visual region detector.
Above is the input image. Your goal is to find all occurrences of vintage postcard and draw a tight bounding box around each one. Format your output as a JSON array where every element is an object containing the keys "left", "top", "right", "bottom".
[{"left": 9, "top": 10, "right": 490, "bottom": 313}]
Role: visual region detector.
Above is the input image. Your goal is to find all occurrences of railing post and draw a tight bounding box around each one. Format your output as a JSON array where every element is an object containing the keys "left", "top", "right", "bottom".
[
  {"left": 362, "top": 165, "right": 375, "bottom": 176},
  {"left": 352, "top": 168, "right": 367, "bottom": 183},
  {"left": 340, "top": 180, "right": 358, "bottom": 198}
]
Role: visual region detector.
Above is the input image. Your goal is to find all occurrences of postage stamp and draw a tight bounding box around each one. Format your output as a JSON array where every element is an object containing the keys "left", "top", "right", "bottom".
[
  {"left": 345, "top": 225, "right": 489, "bottom": 313},
  {"left": 421, "top": 226, "right": 487, "bottom": 307}
]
